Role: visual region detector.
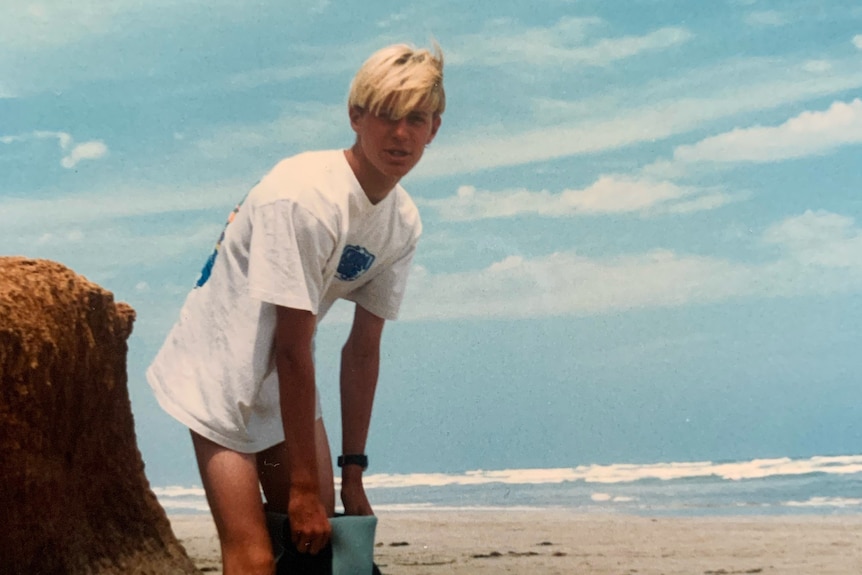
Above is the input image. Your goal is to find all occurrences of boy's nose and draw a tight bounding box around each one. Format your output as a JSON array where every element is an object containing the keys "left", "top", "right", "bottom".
[{"left": 391, "top": 118, "right": 410, "bottom": 138}]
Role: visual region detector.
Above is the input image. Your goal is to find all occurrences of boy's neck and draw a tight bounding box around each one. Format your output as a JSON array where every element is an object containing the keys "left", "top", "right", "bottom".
[{"left": 344, "top": 147, "right": 398, "bottom": 205}]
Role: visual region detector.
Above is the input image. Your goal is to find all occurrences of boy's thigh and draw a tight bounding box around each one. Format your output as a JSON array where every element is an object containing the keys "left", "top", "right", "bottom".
[{"left": 191, "top": 431, "right": 270, "bottom": 547}]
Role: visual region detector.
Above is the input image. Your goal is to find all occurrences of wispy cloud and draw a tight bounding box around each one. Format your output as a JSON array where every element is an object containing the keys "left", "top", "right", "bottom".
[
  {"left": 399, "top": 210, "right": 862, "bottom": 321},
  {"left": 309, "top": 0, "right": 331, "bottom": 15},
  {"left": 854, "top": 35, "right": 862, "bottom": 50},
  {"left": 0, "top": 1, "right": 205, "bottom": 51},
  {"left": 415, "top": 59, "right": 862, "bottom": 178},
  {"left": 743, "top": 10, "right": 789, "bottom": 27},
  {"left": 0, "top": 1, "right": 345, "bottom": 95},
  {"left": 225, "top": 12, "right": 691, "bottom": 87},
  {"left": 0, "top": 179, "right": 243, "bottom": 231},
  {"left": 677, "top": 98, "right": 862, "bottom": 163},
  {"left": 192, "top": 102, "right": 350, "bottom": 159},
  {"left": 421, "top": 177, "right": 735, "bottom": 221},
  {"left": 645, "top": 98, "right": 862, "bottom": 176},
  {"left": 226, "top": 47, "right": 361, "bottom": 90},
  {"left": 1, "top": 130, "right": 108, "bottom": 169},
  {"left": 448, "top": 17, "right": 692, "bottom": 68},
  {"left": 0, "top": 3, "right": 119, "bottom": 49},
  {"left": 0, "top": 1, "right": 326, "bottom": 51}
]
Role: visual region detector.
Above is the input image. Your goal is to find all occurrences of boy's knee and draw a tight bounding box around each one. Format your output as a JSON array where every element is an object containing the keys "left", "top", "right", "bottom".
[{"left": 222, "top": 541, "right": 275, "bottom": 575}]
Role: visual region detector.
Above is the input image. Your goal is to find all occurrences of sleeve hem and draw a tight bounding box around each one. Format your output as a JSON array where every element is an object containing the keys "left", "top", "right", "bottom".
[
  {"left": 344, "top": 295, "right": 399, "bottom": 321},
  {"left": 249, "top": 287, "right": 318, "bottom": 315}
]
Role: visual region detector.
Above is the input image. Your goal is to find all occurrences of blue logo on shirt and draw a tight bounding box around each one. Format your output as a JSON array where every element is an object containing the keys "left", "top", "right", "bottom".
[
  {"left": 336, "top": 245, "right": 375, "bottom": 281},
  {"left": 195, "top": 197, "right": 246, "bottom": 287}
]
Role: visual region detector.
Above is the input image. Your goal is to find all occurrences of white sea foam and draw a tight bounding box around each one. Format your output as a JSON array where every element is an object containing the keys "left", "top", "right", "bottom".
[
  {"left": 358, "top": 454, "right": 862, "bottom": 489},
  {"left": 783, "top": 497, "right": 862, "bottom": 509},
  {"left": 157, "top": 497, "right": 212, "bottom": 512},
  {"left": 155, "top": 454, "right": 862, "bottom": 514},
  {"left": 373, "top": 504, "right": 553, "bottom": 512},
  {"left": 152, "top": 485, "right": 206, "bottom": 498},
  {"left": 591, "top": 493, "right": 636, "bottom": 503}
]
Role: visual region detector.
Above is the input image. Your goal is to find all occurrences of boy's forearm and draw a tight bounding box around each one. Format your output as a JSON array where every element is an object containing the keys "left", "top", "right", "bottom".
[
  {"left": 274, "top": 305, "right": 321, "bottom": 491},
  {"left": 339, "top": 344, "right": 379, "bottom": 465},
  {"left": 277, "top": 348, "right": 320, "bottom": 490}
]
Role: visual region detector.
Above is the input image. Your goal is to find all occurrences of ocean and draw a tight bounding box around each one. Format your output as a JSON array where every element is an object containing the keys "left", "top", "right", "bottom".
[{"left": 154, "top": 454, "right": 862, "bottom": 517}]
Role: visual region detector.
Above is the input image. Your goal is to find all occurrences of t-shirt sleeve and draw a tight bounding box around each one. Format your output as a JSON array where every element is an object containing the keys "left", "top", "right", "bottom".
[
  {"left": 247, "top": 199, "right": 336, "bottom": 313},
  {"left": 346, "top": 240, "right": 418, "bottom": 320}
]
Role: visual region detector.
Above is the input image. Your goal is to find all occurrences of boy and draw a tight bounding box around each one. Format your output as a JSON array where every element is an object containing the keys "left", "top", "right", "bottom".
[{"left": 147, "top": 43, "right": 444, "bottom": 575}]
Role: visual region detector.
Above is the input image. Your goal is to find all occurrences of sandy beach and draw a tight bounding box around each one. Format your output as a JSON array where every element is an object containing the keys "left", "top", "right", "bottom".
[{"left": 170, "top": 509, "right": 862, "bottom": 574}]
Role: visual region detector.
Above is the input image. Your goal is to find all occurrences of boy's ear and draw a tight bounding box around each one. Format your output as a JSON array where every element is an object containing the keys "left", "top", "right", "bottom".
[{"left": 349, "top": 106, "right": 365, "bottom": 129}]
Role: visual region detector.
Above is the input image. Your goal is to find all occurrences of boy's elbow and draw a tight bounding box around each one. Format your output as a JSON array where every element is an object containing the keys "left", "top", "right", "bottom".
[{"left": 275, "top": 340, "right": 314, "bottom": 371}]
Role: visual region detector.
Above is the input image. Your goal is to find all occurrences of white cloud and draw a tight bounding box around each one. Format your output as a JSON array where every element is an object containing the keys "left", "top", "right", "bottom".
[
  {"left": 663, "top": 192, "right": 740, "bottom": 214},
  {"left": 1, "top": 130, "right": 108, "bottom": 168},
  {"left": 399, "top": 210, "right": 862, "bottom": 321},
  {"left": 854, "top": 35, "right": 862, "bottom": 50},
  {"left": 421, "top": 177, "right": 733, "bottom": 221},
  {"left": 449, "top": 18, "right": 692, "bottom": 68},
  {"left": 670, "top": 98, "right": 862, "bottom": 165},
  {"left": 2, "top": 130, "right": 65, "bottom": 146},
  {"left": 763, "top": 210, "right": 862, "bottom": 268},
  {"left": 61, "top": 140, "right": 108, "bottom": 168},
  {"left": 402, "top": 250, "right": 754, "bottom": 321}
]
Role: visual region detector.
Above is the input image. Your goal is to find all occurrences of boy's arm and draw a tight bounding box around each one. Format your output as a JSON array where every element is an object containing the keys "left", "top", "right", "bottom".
[
  {"left": 275, "top": 304, "right": 331, "bottom": 554},
  {"left": 340, "top": 303, "right": 386, "bottom": 515}
]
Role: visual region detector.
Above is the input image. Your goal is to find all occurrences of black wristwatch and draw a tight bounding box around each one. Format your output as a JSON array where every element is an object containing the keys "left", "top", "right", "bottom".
[{"left": 337, "top": 454, "right": 369, "bottom": 471}]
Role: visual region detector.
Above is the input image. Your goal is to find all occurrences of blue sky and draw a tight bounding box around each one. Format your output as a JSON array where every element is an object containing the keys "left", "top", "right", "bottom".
[{"left": 2, "top": 1, "right": 862, "bottom": 487}]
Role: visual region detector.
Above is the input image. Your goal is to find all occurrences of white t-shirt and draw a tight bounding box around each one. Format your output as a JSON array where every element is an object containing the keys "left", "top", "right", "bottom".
[{"left": 147, "top": 150, "right": 421, "bottom": 453}]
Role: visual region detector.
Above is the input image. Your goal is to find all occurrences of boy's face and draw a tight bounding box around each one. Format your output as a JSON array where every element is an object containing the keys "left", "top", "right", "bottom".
[{"left": 349, "top": 102, "right": 441, "bottom": 181}]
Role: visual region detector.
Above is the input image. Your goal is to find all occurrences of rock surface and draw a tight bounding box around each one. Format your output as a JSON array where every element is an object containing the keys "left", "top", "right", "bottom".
[{"left": 0, "top": 258, "right": 200, "bottom": 574}]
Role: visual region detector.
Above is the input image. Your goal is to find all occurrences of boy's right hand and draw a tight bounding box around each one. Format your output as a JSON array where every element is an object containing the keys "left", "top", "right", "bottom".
[{"left": 288, "top": 486, "right": 331, "bottom": 555}]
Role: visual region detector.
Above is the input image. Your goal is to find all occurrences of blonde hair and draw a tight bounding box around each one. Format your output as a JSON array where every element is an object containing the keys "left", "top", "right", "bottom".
[{"left": 348, "top": 43, "right": 445, "bottom": 120}]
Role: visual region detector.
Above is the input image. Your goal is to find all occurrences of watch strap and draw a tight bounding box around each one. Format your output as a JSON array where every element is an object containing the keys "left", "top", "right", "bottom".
[{"left": 337, "top": 454, "right": 368, "bottom": 470}]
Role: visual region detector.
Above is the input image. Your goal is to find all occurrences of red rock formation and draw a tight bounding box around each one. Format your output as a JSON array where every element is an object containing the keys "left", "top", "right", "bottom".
[{"left": 0, "top": 258, "right": 200, "bottom": 574}]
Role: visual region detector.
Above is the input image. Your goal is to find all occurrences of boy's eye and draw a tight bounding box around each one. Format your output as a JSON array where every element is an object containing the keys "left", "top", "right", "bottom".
[{"left": 407, "top": 113, "right": 428, "bottom": 125}]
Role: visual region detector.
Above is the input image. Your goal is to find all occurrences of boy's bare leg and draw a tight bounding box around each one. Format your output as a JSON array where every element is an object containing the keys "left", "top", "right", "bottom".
[
  {"left": 257, "top": 418, "right": 336, "bottom": 516},
  {"left": 191, "top": 431, "right": 275, "bottom": 575}
]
